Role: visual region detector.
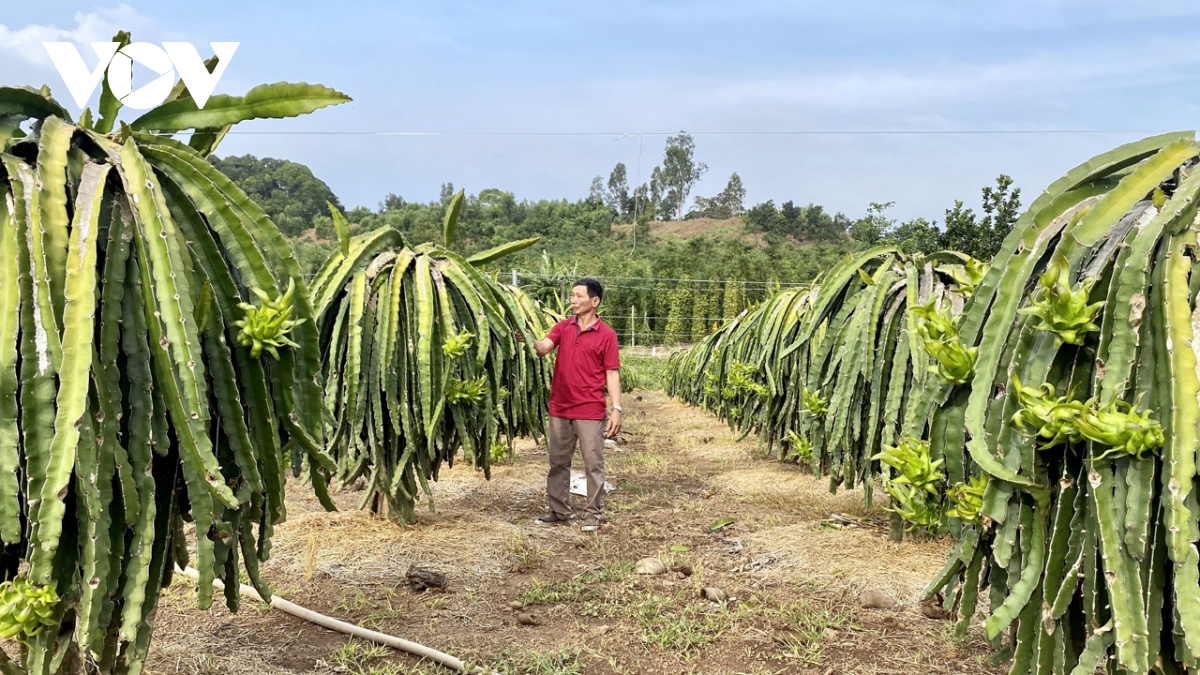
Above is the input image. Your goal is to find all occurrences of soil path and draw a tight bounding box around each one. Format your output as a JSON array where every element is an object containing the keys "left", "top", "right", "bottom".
[{"left": 148, "top": 392, "right": 1001, "bottom": 675}]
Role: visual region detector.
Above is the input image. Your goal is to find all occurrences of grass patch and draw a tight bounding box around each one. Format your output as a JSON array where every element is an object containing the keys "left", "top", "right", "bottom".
[
  {"left": 521, "top": 563, "right": 636, "bottom": 610},
  {"left": 773, "top": 598, "right": 854, "bottom": 665},
  {"left": 634, "top": 594, "right": 735, "bottom": 658},
  {"left": 503, "top": 531, "right": 549, "bottom": 573},
  {"left": 334, "top": 587, "right": 375, "bottom": 613},
  {"left": 330, "top": 588, "right": 405, "bottom": 628},
  {"left": 492, "top": 647, "right": 584, "bottom": 675},
  {"left": 610, "top": 450, "right": 670, "bottom": 474},
  {"left": 362, "top": 592, "right": 405, "bottom": 628},
  {"left": 619, "top": 351, "right": 671, "bottom": 392},
  {"left": 331, "top": 640, "right": 396, "bottom": 674},
  {"left": 521, "top": 579, "right": 571, "bottom": 606}
]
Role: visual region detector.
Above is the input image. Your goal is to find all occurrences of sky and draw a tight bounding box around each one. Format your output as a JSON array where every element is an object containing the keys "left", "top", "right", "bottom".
[{"left": 2, "top": 1, "right": 1199, "bottom": 223}]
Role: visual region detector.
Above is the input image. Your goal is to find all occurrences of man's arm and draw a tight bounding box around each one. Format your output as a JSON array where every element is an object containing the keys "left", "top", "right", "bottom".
[
  {"left": 605, "top": 369, "right": 622, "bottom": 438},
  {"left": 515, "top": 325, "right": 559, "bottom": 357},
  {"left": 532, "top": 336, "right": 556, "bottom": 357}
]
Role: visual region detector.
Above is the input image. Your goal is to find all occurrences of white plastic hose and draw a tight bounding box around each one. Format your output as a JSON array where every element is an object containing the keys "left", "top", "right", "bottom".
[{"left": 176, "top": 566, "right": 492, "bottom": 674}]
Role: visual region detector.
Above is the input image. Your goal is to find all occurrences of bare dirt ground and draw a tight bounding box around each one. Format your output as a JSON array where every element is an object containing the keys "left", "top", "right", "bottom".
[
  {"left": 611, "top": 218, "right": 768, "bottom": 247},
  {"left": 146, "top": 392, "right": 1002, "bottom": 675}
]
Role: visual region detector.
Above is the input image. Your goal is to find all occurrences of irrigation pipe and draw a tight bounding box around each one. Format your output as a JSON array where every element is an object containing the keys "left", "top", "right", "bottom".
[{"left": 176, "top": 566, "right": 495, "bottom": 674}]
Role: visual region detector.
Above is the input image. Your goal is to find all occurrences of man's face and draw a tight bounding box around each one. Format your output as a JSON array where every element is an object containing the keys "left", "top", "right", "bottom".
[{"left": 570, "top": 285, "right": 599, "bottom": 315}]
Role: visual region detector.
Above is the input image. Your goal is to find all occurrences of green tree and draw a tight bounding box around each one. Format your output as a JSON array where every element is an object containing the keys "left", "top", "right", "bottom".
[
  {"left": 661, "top": 132, "right": 708, "bottom": 220},
  {"left": 211, "top": 154, "right": 343, "bottom": 236},
  {"left": 888, "top": 217, "right": 941, "bottom": 255},
  {"left": 851, "top": 202, "right": 894, "bottom": 247},
  {"left": 938, "top": 201, "right": 977, "bottom": 255},
  {"left": 937, "top": 175, "right": 1021, "bottom": 259},
  {"left": 721, "top": 172, "right": 746, "bottom": 217},
  {"left": 665, "top": 281, "right": 693, "bottom": 346},
  {"left": 745, "top": 200, "right": 783, "bottom": 234},
  {"left": 607, "top": 162, "right": 630, "bottom": 217},
  {"left": 689, "top": 195, "right": 716, "bottom": 219},
  {"left": 689, "top": 172, "right": 747, "bottom": 220},
  {"left": 587, "top": 175, "right": 607, "bottom": 206},
  {"left": 650, "top": 166, "right": 665, "bottom": 219},
  {"left": 806, "top": 205, "right": 852, "bottom": 240},
  {"left": 211, "top": 154, "right": 859, "bottom": 329},
  {"left": 977, "top": 174, "right": 1021, "bottom": 258},
  {"left": 633, "top": 211, "right": 652, "bottom": 251},
  {"left": 691, "top": 289, "right": 719, "bottom": 339},
  {"left": 381, "top": 192, "right": 406, "bottom": 211},
  {"left": 632, "top": 183, "right": 648, "bottom": 218},
  {"left": 722, "top": 281, "right": 745, "bottom": 320},
  {"left": 744, "top": 200, "right": 849, "bottom": 241}
]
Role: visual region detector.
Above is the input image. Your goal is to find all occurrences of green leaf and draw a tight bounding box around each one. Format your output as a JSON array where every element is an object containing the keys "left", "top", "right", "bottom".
[
  {"left": 30, "top": 162, "right": 109, "bottom": 584},
  {"left": 193, "top": 280, "right": 213, "bottom": 333},
  {"left": 0, "top": 116, "right": 23, "bottom": 148},
  {"left": 163, "top": 55, "right": 219, "bottom": 105},
  {"left": 128, "top": 82, "right": 351, "bottom": 132},
  {"left": 669, "top": 545, "right": 691, "bottom": 552},
  {"left": 708, "top": 517, "right": 735, "bottom": 531},
  {"left": 0, "top": 87, "right": 71, "bottom": 123},
  {"left": 187, "top": 127, "right": 231, "bottom": 157},
  {"left": 95, "top": 30, "right": 131, "bottom": 134},
  {"left": 466, "top": 237, "right": 541, "bottom": 266},
  {"left": 443, "top": 189, "right": 465, "bottom": 248},
  {"left": 329, "top": 201, "right": 351, "bottom": 257},
  {"left": 159, "top": 55, "right": 232, "bottom": 156}
]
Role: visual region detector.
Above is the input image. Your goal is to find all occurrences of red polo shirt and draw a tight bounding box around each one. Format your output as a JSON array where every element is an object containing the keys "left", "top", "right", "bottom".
[{"left": 547, "top": 315, "right": 620, "bottom": 420}]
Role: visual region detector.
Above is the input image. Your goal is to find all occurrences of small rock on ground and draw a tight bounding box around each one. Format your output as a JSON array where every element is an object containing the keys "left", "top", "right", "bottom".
[
  {"left": 406, "top": 566, "right": 448, "bottom": 592},
  {"left": 859, "top": 589, "right": 897, "bottom": 609},
  {"left": 919, "top": 599, "right": 950, "bottom": 620},
  {"left": 635, "top": 558, "right": 666, "bottom": 575}
]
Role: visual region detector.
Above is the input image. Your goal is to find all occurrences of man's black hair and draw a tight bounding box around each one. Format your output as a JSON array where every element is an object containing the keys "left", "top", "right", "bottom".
[{"left": 573, "top": 278, "right": 604, "bottom": 302}]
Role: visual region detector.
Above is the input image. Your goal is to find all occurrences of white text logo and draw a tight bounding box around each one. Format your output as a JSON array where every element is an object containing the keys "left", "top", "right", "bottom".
[{"left": 42, "top": 42, "right": 239, "bottom": 110}]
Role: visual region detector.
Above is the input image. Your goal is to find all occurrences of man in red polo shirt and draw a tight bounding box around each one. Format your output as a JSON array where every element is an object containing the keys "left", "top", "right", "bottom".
[{"left": 521, "top": 278, "right": 621, "bottom": 532}]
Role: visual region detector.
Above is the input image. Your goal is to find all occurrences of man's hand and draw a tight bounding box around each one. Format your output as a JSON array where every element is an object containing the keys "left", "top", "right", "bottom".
[
  {"left": 606, "top": 409, "right": 622, "bottom": 438},
  {"left": 605, "top": 369, "right": 622, "bottom": 438},
  {"left": 515, "top": 331, "right": 556, "bottom": 357}
]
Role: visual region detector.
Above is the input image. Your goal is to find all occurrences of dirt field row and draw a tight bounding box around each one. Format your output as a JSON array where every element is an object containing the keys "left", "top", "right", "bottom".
[{"left": 147, "top": 392, "right": 1002, "bottom": 675}]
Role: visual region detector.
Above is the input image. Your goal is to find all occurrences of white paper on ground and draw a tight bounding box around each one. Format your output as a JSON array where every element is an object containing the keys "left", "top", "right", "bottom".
[{"left": 569, "top": 471, "right": 615, "bottom": 497}]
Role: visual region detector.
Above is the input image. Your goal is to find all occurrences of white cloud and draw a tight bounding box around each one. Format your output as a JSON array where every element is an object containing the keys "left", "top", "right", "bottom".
[
  {"left": 286, "top": 27, "right": 1198, "bottom": 219},
  {"left": 0, "top": 5, "right": 157, "bottom": 68},
  {"left": 520, "top": 35, "right": 1200, "bottom": 137}
]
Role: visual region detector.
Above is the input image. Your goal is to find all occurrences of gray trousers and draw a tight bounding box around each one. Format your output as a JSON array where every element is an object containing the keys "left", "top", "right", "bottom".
[{"left": 546, "top": 416, "right": 606, "bottom": 518}]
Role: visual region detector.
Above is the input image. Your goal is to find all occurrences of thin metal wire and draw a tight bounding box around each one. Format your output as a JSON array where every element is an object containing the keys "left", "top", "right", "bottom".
[
  {"left": 514, "top": 272, "right": 799, "bottom": 286},
  {"left": 301, "top": 274, "right": 793, "bottom": 291},
  {"left": 599, "top": 284, "right": 767, "bottom": 292},
  {"left": 164, "top": 129, "right": 1177, "bottom": 137},
  {"left": 617, "top": 316, "right": 732, "bottom": 321},
  {"left": 611, "top": 331, "right": 718, "bottom": 338}
]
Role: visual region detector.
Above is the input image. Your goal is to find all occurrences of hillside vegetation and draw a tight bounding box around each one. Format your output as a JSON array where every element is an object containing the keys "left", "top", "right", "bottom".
[{"left": 213, "top": 135, "right": 1017, "bottom": 344}]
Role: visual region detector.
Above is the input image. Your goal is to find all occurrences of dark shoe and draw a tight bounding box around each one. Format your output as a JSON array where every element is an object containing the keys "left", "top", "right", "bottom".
[
  {"left": 535, "top": 512, "right": 572, "bottom": 525},
  {"left": 581, "top": 516, "right": 602, "bottom": 532}
]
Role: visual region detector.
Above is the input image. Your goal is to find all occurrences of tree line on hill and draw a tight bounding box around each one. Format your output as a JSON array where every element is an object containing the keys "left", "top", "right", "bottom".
[{"left": 210, "top": 133, "right": 1019, "bottom": 344}]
